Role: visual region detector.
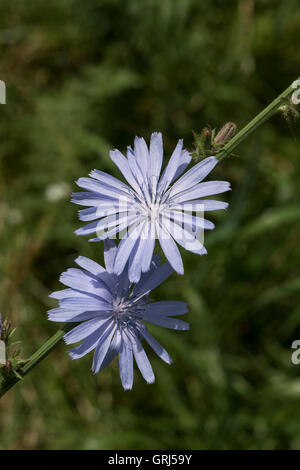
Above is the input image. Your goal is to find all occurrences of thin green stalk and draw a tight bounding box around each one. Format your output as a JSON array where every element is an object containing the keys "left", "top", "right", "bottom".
[
  {"left": 0, "top": 78, "right": 298, "bottom": 399},
  {"left": 0, "top": 323, "right": 74, "bottom": 398},
  {"left": 216, "top": 79, "right": 299, "bottom": 161}
]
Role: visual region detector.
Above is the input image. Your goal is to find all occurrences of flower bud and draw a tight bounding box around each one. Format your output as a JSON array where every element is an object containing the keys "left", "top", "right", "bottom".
[{"left": 214, "top": 122, "right": 237, "bottom": 144}]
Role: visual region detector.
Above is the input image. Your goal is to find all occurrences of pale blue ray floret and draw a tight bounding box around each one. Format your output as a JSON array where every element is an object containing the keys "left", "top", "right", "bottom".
[
  {"left": 72, "top": 133, "right": 231, "bottom": 282},
  {"left": 48, "top": 240, "right": 189, "bottom": 390}
]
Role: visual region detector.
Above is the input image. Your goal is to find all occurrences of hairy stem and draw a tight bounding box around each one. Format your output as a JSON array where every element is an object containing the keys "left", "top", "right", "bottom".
[
  {"left": 216, "top": 79, "right": 299, "bottom": 161},
  {"left": 0, "top": 323, "right": 73, "bottom": 398}
]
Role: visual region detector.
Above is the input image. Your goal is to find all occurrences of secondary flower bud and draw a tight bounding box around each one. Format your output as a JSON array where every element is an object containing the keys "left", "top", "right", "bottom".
[{"left": 214, "top": 122, "right": 237, "bottom": 144}]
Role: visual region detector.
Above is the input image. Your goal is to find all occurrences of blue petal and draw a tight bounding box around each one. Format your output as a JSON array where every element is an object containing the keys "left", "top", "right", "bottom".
[
  {"left": 149, "top": 132, "right": 163, "bottom": 182},
  {"left": 119, "top": 333, "right": 134, "bottom": 390},
  {"left": 138, "top": 326, "right": 172, "bottom": 364},
  {"left": 109, "top": 149, "right": 142, "bottom": 196},
  {"left": 164, "top": 210, "right": 215, "bottom": 231},
  {"left": 75, "top": 256, "right": 105, "bottom": 276},
  {"left": 64, "top": 317, "right": 113, "bottom": 345},
  {"left": 128, "top": 221, "right": 153, "bottom": 282},
  {"left": 165, "top": 220, "right": 207, "bottom": 254},
  {"left": 75, "top": 211, "right": 136, "bottom": 237},
  {"left": 132, "top": 253, "right": 162, "bottom": 294},
  {"left": 169, "top": 156, "right": 218, "bottom": 197},
  {"left": 174, "top": 181, "right": 231, "bottom": 203},
  {"left": 134, "top": 136, "right": 149, "bottom": 178},
  {"left": 76, "top": 177, "right": 131, "bottom": 200},
  {"left": 104, "top": 238, "right": 117, "bottom": 273},
  {"left": 60, "top": 268, "right": 112, "bottom": 302},
  {"left": 156, "top": 221, "right": 184, "bottom": 275},
  {"left": 172, "top": 149, "right": 192, "bottom": 182},
  {"left": 144, "top": 301, "right": 188, "bottom": 317},
  {"left": 127, "top": 145, "right": 146, "bottom": 186},
  {"left": 143, "top": 314, "right": 189, "bottom": 330},
  {"left": 75, "top": 220, "right": 102, "bottom": 236},
  {"left": 141, "top": 229, "right": 156, "bottom": 273},
  {"left": 113, "top": 222, "right": 144, "bottom": 276},
  {"left": 59, "top": 297, "right": 112, "bottom": 312},
  {"left": 49, "top": 288, "right": 83, "bottom": 299},
  {"left": 92, "top": 323, "right": 116, "bottom": 373},
  {"left": 133, "top": 261, "right": 173, "bottom": 296},
  {"left": 158, "top": 139, "right": 183, "bottom": 192},
  {"left": 88, "top": 212, "right": 138, "bottom": 242},
  {"left": 68, "top": 322, "right": 113, "bottom": 359},
  {"left": 89, "top": 169, "right": 132, "bottom": 193},
  {"left": 47, "top": 308, "right": 101, "bottom": 323},
  {"left": 128, "top": 237, "right": 143, "bottom": 283},
  {"left": 71, "top": 191, "right": 117, "bottom": 207},
  {"left": 99, "top": 328, "right": 122, "bottom": 371},
  {"left": 78, "top": 204, "right": 130, "bottom": 222},
  {"left": 130, "top": 334, "right": 155, "bottom": 384},
  {"left": 171, "top": 200, "right": 229, "bottom": 212}
]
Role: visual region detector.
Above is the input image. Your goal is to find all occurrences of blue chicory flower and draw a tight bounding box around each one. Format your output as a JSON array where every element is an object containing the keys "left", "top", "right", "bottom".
[
  {"left": 72, "top": 133, "right": 230, "bottom": 282},
  {"left": 48, "top": 240, "right": 189, "bottom": 389}
]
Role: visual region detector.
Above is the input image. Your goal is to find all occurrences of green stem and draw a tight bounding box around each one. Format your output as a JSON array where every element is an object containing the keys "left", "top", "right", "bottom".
[
  {"left": 0, "top": 323, "right": 73, "bottom": 398},
  {"left": 216, "top": 79, "right": 299, "bottom": 161},
  {"left": 0, "top": 78, "right": 298, "bottom": 399}
]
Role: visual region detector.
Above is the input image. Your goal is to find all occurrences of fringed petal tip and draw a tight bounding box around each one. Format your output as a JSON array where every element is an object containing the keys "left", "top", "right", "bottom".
[
  {"left": 63, "top": 334, "right": 73, "bottom": 345},
  {"left": 48, "top": 292, "right": 58, "bottom": 299},
  {"left": 199, "top": 247, "right": 207, "bottom": 256},
  {"left": 167, "top": 356, "right": 173, "bottom": 365},
  {"left": 122, "top": 384, "right": 133, "bottom": 391},
  {"left": 89, "top": 237, "right": 104, "bottom": 242},
  {"left": 68, "top": 350, "right": 81, "bottom": 360},
  {"left": 47, "top": 312, "right": 55, "bottom": 321},
  {"left": 145, "top": 376, "right": 155, "bottom": 385}
]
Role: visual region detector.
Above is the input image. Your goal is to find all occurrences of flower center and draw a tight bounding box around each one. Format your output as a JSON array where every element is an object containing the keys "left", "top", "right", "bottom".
[
  {"left": 112, "top": 297, "right": 145, "bottom": 327},
  {"left": 149, "top": 202, "right": 160, "bottom": 220},
  {"left": 137, "top": 200, "right": 164, "bottom": 222}
]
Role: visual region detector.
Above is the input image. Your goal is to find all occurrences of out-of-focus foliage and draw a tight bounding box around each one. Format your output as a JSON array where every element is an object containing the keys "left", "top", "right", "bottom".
[{"left": 0, "top": 0, "right": 300, "bottom": 450}]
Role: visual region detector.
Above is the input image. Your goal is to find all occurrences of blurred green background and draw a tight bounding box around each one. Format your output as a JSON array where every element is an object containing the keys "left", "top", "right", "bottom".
[{"left": 0, "top": 0, "right": 299, "bottom": 450}]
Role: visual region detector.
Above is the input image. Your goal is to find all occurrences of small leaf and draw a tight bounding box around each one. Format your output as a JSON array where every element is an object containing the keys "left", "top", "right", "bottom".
[{"left": 12, "top": 369, "right": 24, "bottom": 381}]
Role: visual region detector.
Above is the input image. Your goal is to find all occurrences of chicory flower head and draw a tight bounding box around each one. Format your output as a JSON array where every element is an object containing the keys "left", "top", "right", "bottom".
[
  {"left": 72, "top": 133, "right": 230, "bottom": 282},
  {"left": 48, "top": 240, "right": 189, "bottom": 389}
]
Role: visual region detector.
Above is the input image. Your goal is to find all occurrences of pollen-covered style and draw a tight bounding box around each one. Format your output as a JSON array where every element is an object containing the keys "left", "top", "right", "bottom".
[
  {"left": 72, "top": 133, "right": 230, "bottom": 282},
  {"left": 48, "top": 240, "right": 189, "bottom": 389}
]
